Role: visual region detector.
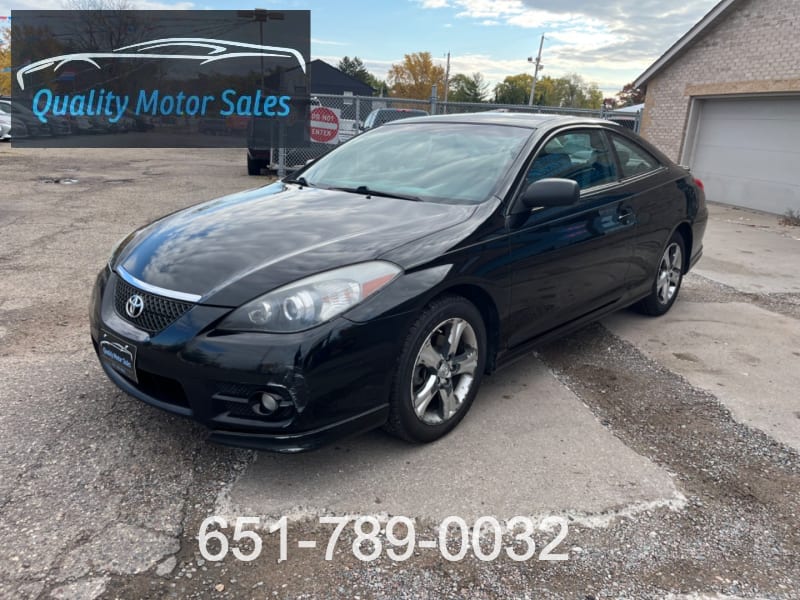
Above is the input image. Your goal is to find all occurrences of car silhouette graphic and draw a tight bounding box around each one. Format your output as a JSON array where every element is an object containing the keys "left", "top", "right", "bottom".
[{"left": 16, "top": 38, "right": 307, "bottom": 90}]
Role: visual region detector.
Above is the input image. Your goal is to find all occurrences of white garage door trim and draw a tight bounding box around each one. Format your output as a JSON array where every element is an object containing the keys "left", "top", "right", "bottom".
[{"left": 681, "top": 93, "right": 800, "bottom": 214}]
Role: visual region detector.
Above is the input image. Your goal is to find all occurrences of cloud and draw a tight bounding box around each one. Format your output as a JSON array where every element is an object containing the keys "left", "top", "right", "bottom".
[
  {"left": 0, "top": 0, "right": 195, "bottom": 10},
  {"left": 133, "top": 0, "right": 194, "bottom": 8},
  {"left": 311, "top": 37, "right": 349, "bottom": 47},
  {"left": 418, "top": 0, "right": 719, "bottom": 92},
  {"left": 0, "top": 0, "right": 62, "bottom": 13}
]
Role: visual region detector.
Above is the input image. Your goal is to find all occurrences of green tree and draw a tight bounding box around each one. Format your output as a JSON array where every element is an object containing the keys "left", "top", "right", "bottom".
[
  {"left": 338, "top": 56, "right": 371, "bottom": 84},
  {"left": 531, "top": 74, "right": 603, "bottom": 109},
  {"left": 448, "top": 72, "right": 488, "bottom": 103},
  {"left": 337, "top": 56, "right": 387, "bottom": 95},
  {"left": 585, "top": 85, "right": 604, "bottom": 109},
  {"left": 387, "top": 52, "right": 446, "bottom": 100},
  {"left": 493, "top": 73, "right": 533, "bottom": 105},
  {"left": 0, "top": 27, "right": 9, "bottom": 96},
  {"left": 532, "top": 75, "right": 558, "bottom": 106},
  {"left": 554, "top": 74, "right": 585, "bottom": 107},
  {"left": 365, "top": 73, "right": 388, "bottom": 96}
]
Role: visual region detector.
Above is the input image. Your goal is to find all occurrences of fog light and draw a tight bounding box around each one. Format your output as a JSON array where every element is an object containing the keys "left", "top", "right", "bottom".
[{"left": 257, "top": 392, "right": 280, "bottom": 415}]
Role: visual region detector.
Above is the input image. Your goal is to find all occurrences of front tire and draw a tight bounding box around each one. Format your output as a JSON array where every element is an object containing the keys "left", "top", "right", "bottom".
[
  {"left": 385, "top": 295, "right": 487, "bottom": 443},
  {"left": 635, "top": 232, "right": 686, "bottom": 316}
]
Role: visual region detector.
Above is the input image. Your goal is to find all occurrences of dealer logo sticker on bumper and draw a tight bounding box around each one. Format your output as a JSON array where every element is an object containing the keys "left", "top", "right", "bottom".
[{"left": 99, "top": 331, "right": 138, "bottom": 383}]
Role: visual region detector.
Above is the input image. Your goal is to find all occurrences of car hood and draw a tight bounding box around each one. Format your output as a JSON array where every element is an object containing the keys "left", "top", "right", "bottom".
[{"left": 116, "top": 182, "right": 477, "bottom": 307}]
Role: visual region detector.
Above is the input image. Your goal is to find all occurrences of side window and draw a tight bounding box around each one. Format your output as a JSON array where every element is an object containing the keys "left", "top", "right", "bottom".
[
  {"left": 526, "top": 130, "right": 618, "bottom": 191},
  {"left": 611, "top": 134, "right": 661, "bottom": 178}
]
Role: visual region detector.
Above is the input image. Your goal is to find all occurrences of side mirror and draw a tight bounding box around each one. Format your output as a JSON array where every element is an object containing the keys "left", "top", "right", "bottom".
[{"left": 521, "top": 178, "right": 580, "bottom": 209}]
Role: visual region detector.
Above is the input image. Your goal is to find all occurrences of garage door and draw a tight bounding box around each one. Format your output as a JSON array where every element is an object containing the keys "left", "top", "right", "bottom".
[{"left": 689, "top": 96, "right": 800, "bottom": 214}]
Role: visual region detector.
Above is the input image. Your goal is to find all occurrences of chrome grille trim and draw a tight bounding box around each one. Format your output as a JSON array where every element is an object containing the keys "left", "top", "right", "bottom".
[{"left": 116, "top": 266, "right": 202, "bottom": 303}]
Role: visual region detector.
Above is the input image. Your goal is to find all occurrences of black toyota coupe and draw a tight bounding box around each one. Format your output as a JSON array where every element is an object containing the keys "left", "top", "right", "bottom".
[{"left": 90, "top": 112, "right": 707, "bottom": 452}]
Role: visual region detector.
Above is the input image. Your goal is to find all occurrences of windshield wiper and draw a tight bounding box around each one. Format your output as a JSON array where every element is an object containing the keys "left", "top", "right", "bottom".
[
  {"left": 327, "top": 185, "right": 422, "bottom": 202},
  {"left": 284, "top": 176, "right": 313, "bottom": 188}
]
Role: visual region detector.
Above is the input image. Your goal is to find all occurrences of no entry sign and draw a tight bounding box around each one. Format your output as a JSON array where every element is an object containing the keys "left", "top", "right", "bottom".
[{"left": 310, "top": 106, "right": 340, "bottom": 144}]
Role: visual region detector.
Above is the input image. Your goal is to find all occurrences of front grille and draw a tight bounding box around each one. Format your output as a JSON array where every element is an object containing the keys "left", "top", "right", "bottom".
[
  {"left": 114, "top": 277, "right": 193, "bottom": 334},
  {"left": 136, "top": 368, "right": 190, "bottom": 408}
]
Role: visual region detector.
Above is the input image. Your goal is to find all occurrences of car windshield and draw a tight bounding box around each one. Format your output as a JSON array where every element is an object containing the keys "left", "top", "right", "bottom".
[{"left": 298, "top": 122, "right": 533, "bottom": 204}]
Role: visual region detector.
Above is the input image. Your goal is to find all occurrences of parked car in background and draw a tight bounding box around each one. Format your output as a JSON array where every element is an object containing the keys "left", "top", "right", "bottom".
[
  {"left": 92, "top": 113, "right": 707, "bottom": 452},
  {"left": 0, "top": 98, "right": 55, "bottom": 137},
  {"left": 359, "top": 107, "right": 429, "bottom": 131},
  {"left": 0, "top": 103, "right": 10, "bottom": 141},
  {"left": 71, "top": 116, "right": 104, "bottom": 135},
  {"left": 0, "top": 99, "right": 29, "bottom": 140}
]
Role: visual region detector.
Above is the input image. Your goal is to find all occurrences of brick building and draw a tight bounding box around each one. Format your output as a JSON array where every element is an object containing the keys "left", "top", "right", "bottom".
[{"left": 635, "top": 0, "right": 800, "bottom": 214}]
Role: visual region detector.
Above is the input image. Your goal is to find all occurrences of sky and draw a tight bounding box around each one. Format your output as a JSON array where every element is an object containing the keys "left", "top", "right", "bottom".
[{"left": 1, "top": 0, "right": 721, "bottom": 98}]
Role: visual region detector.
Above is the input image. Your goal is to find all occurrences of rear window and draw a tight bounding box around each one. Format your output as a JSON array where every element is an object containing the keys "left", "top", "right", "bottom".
[{"left": 611, "top": 134, "right": 661, "bottom": 178}]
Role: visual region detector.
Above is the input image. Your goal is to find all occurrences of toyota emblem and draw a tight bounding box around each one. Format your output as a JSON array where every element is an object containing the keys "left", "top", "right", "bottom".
[{"left": 125, "top": 294, "right": 145, "bottom": 318}]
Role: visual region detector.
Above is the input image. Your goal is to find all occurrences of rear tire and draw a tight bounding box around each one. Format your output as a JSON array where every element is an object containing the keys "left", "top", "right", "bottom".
[
  {"left": 635, "top": 231, "right": 686, "bottom": 316},
  {"left": 247, "top": 156, "right": 267, "bottom": 176},
  {"left": 384, "top": 295, "right": 487, "bottom": 443}
]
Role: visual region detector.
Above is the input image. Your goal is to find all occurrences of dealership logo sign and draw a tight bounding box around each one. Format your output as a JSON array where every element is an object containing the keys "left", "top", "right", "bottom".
[{"left": 10, "top": 10, "right": 311, "bottom": 148}]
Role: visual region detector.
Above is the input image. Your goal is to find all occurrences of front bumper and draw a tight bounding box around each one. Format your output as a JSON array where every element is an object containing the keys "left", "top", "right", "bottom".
[{"left": 90, "top": 267, "right": 407, "bottom": 452}]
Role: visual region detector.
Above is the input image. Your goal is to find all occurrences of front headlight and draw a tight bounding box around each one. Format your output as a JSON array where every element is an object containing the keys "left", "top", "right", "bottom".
[{"left": 219, "top": 261, "right": 402, "bottom": 333}]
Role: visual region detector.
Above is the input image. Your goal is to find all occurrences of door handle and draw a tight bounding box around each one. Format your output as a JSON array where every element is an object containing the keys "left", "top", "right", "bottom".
[{"left": 617, "top": 207, "right": 635, "bottom": 223}]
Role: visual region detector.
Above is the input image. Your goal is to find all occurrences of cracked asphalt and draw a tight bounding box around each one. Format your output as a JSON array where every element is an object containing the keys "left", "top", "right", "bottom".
[{"left": 1, "top": 144, "right": 798, "bottom": 599}]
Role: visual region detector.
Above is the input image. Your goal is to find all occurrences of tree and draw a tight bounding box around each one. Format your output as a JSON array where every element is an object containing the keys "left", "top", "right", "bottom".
[
  {"left": 366, "top": 74, "right": 389, "bottom": 97},
  {"left": 338, "top": 56, "right": 371, "bottom": 84},
  {"left": 585, "top": 83, "right": 604, "bottom": 109},
  {"left": 0, "top": 27, "right": 9, "bottom": 96},
  {"left": 493, "top": 73, "right": 533, "bottom": 105},
  {"left": 532, "top": 75, "right": 558, "bottom": 106},
  {"left": 387, "top": 52, "right": 446, "bottom": 100},
  {"left": 616, "top": 82, "right": 645, "bottom": 107},
  {"left": 528, "top": 73, "right": 603, "bottom": 109},
  {"left": 448, "top": 72, "right": 488, "bottom": 103},
  {"left": 338, "top": 56, "right": 387, "bottom": 95}
]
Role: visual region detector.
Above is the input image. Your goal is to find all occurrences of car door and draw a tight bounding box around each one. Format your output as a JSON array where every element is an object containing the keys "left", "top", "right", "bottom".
[
  {"left": 505, "top": 127, "right": 637, "bottom": 347},
  {"left": 606, "top": 132, "right": 682, "bottom": 293}
]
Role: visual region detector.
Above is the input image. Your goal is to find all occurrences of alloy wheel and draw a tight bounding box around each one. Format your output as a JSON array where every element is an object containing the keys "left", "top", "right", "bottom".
[
  {"left": 410, "top": 318, "right": 479, "bottom": 425},
  {"left": 657, "top": 242, "right": 683, "bottom": 304}
]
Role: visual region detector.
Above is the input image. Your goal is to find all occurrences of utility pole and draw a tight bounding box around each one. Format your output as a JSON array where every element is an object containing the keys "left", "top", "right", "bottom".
[
  {"left": 527, "top": 34, "right": 545, "bottom": 106},
  {"left": 237, "top": 9, "right": 285, "bottom": 91},
  {"left": 443, "top": 51, "right": 451, "bottom": 104}
]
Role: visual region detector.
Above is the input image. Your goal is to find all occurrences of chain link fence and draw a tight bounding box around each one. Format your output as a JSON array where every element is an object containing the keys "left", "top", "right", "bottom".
[{"left": 268, "top": 93, "right": 642, "bottom": 175}]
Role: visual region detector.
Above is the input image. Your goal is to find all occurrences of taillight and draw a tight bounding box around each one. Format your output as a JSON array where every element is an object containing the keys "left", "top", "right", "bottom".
[{"left": 693, "top": 178, "right": 705, "bottom": 192}]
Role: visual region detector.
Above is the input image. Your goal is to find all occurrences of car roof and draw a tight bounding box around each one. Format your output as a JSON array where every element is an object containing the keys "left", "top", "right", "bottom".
[
  {"left": 388, "top": 111, "right": 617, "bottom": 130},
  {"left": 374, "top": 107, "right": 427, "bottom": 112}
]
